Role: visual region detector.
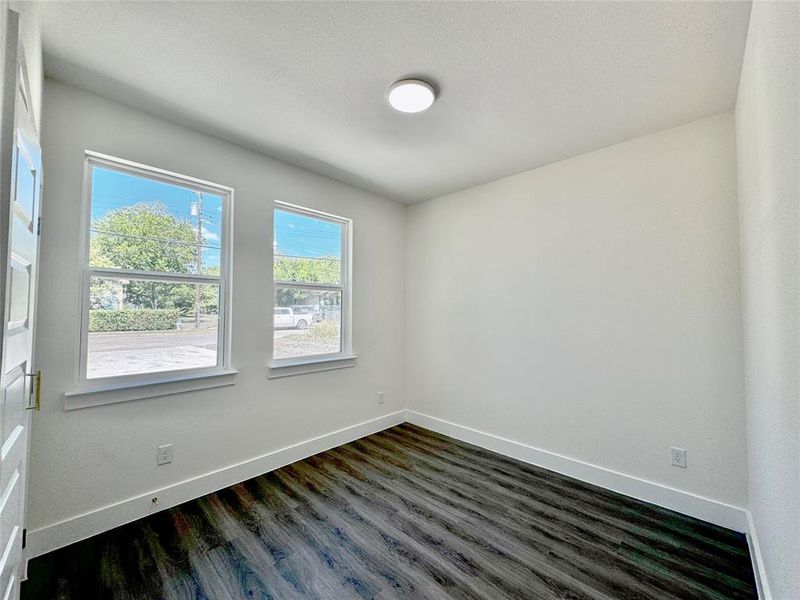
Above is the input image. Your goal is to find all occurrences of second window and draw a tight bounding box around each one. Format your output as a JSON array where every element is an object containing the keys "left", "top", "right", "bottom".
[{"left": 272, "top": 202, "right": 350, "bottom": 362}]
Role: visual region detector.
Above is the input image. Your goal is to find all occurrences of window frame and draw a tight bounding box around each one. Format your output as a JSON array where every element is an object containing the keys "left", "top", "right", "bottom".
[
  {"left": 269, "top": 200, "right": 354, "bottom": 376},
  {"left": 75, "top": 151, "right": 234, "bottom": 392}
]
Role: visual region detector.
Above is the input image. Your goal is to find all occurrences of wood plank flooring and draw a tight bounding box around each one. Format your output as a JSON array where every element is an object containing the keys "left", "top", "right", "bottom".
[{"left": 22, "top": 424, "right": 756, "bottom": 599}]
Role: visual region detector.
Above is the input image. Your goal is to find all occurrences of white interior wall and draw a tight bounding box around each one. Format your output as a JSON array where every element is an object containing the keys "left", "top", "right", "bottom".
[
  {"left": 405, "top": 113, "right": 748, "bottom": 512},
  {"left": 735, "top": 1, "right": 800, "bottom": 597},
  {"left": 22, "top": 10, "right": 800, "bottom": 595},
  {"left": 27, "top": 80, "right": 406, "bottom": 552}
]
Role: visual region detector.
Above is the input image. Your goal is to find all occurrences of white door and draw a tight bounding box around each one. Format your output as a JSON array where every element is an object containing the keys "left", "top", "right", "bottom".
[{"left": 0, "top": 49, "right": 42, "bottom": 600}]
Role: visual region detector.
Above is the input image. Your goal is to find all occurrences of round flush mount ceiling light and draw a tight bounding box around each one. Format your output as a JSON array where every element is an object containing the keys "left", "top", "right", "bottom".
[{"left": 387, "top": 79, "right": 436, "bottom": 113}]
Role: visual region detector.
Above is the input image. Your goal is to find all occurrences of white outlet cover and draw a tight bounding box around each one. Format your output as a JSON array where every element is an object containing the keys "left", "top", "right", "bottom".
[
  {"left": 671, "top": 447, "right": 687, "bottom": 468},
  {"left": 157, "top": 444, "right": 173, "bottom": 465}
]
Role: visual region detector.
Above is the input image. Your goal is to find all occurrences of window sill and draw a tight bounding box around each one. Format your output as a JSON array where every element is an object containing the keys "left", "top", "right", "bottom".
[
  {"left": 268, "top": 354, "right": 357, "bottom": 379},
  {"left": 64, "top": 368, "right": 238, "bottom": 410}
]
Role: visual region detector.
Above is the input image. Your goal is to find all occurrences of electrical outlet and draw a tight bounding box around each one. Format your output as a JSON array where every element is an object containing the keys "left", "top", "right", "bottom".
[
  {"left": 377, "top": 391, "right": 385, "bottom": 405},
  {"left": 671, "top": 447, "right": 686, "bottom": 469},
  {"left": 157, "top": 444, "right": 173, "bottom": 466}
]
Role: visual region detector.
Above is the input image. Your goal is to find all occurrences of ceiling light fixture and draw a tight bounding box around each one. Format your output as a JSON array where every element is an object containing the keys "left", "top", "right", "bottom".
[{"left": 388, "top": 79, "right": 436, "bottom": 113}]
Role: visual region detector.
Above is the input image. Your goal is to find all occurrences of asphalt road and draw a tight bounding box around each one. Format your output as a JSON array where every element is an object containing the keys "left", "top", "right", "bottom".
[{"left": 87, "top": 327, "right": 308, "bottom": 351}]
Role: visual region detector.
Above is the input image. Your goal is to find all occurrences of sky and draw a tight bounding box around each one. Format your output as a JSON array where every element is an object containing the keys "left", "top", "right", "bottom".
[
  {"left": 91, "top": 166, "right": 342, "bottom": 266},
  {"left": 274, "top": 209, "right": 341, "bottom": 259},
  {"left": 91, "top": 166, "right": 223, "bottom": 269}
]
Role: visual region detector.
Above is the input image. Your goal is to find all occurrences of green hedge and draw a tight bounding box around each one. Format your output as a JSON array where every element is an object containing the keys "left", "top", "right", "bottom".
[{"left": 89, "top": 309, "right": 181, "bottom": 332}]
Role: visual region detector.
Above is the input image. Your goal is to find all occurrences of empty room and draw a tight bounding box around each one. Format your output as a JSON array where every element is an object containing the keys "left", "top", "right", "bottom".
[{"left": 0, "top": 0, "right": 797, "bottom": 598}]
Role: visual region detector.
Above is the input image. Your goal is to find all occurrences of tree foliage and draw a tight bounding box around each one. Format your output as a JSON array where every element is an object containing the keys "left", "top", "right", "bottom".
[
  {"left": 89, "top": 308, "right": 181, "bottom": 332},
  {"left": 273, "top": 255, "right": 340, "bottom": 306},
  {"left": 91, "top": 202, "right": 196, "bottom": 272},
  {"left": 90, "top": 202, "right": 218, "bottom": 317}
]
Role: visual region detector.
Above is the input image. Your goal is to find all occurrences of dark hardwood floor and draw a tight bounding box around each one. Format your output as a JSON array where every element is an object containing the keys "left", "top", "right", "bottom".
[{"left": 23, "top": 424, "right": 756, "bottom": 600}]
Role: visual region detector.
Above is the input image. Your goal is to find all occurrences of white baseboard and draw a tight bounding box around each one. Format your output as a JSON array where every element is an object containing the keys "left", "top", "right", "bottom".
[
  {"left": 406, "top": 410, "right": 748, "bottom": 533},
  {"left": 746, "top": 510, "right": 772, "bottom": 600},
  {"left": 27, "top": 408, "right": 753, "bottom": 571},
  {"left": 25, "top": 410, "right": 406, "bottom": 560}
]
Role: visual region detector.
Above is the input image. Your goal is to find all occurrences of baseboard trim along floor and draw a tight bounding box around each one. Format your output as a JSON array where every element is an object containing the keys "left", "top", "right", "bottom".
[
  {"left": 28, "top": 408, "right": 768, "bottom": 598},
  {"left": 403, "top": 411, "right": 777, "bottom": 598},
  {"left": 745, "top": 510, "right": 773, "bottom": 600},
  {"left": 23, "top": 423, "right": 757, "bottom": 599},
  {"left": 404, "top": 411, "right": 748, "bottom": 533},
  {"left": 25, "top": 410, "right": 407, "bottom": 560}
]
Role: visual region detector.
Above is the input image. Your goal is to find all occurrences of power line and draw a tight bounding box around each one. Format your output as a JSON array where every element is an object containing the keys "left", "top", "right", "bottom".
[
  {"left": 90, "top": 228, "right": 222, "bottom": 250},
  {"left": 275, "top": 255, "right": 340, "bottom": 261}
]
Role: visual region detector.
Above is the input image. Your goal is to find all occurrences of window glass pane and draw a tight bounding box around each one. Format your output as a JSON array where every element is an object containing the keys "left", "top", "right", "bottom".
[
  {"left": 273, "top": 287, "right": 341, "bottom": 359},
  {"left": 15, "top": 152, "right": 35, "bottom": 219},
  {"left": 274, "top": 208, "right": 342, "bottom": 285},
  {"left": 90, "top": 166, "right": 222, "bottom": 275},
  {"left": 87, "top": 277, "right": 219, "bottom": 379}
]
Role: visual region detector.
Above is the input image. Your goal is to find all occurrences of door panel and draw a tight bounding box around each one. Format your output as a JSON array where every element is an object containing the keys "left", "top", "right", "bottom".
[
  {"left": 9, "top": 222, "right": 33, "bottom": 266},
  {"left": 0, "top": 44, "right": 42, "bottom": 600},
  {"left": 0, "top": 470, "right": 21, "bottom": 564},
  {"left": 0, "top": 523, "right": 21, "bottom": 600},
  {"left": 1, "top": 369, "right": 25, "bottom": 462},
  {"left": 7, "top": 261, "right": 29, "bottom": 329}
]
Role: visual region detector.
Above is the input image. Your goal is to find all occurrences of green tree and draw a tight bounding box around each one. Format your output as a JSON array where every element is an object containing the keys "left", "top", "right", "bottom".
[
  {"left": 91, "top": 202, "right": 199, "bottom": 313},
  {"left": 274, "top": 255, "right": 340, "bottom": 306},
  {"left": 91, "top": 202, "right": 196, "bottom": 272},
  {"left": 199, "top": 266, "right": 220, "bottom": 314}
]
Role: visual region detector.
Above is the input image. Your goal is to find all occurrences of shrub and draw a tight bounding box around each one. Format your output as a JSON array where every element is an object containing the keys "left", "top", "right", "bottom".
[
  {"left": 307, "top": 320, "right": 339, "bottom": 340},
  {"left": 89, "top": 309, "right": 181, "bottom": 332}
]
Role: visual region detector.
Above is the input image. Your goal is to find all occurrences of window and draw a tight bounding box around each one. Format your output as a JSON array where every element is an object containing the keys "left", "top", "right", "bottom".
[
  {"left": 271, "top": 202, "right": 352, "bottom": 372},
  {"left": 78, "top": 152, "right": 232, "bottom": 386}
]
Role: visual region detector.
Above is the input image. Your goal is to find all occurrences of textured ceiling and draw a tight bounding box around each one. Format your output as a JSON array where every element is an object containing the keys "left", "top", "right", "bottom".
[{"left": 39, "top": 1, "right": 751, "bottom": 203}]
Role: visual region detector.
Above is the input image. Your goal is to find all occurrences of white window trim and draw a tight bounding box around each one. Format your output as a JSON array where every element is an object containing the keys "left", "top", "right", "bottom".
[
  {"left": 67, "top": 151, "right": 235, "bottom": 408},
  {"left": 268, "top": 200, "right": 355, "bottom": 378}
]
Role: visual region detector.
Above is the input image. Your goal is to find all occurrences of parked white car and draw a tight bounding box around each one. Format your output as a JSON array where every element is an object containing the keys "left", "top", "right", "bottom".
[{"left": 274, "top": 307, "right": 311, "bottom": 330}]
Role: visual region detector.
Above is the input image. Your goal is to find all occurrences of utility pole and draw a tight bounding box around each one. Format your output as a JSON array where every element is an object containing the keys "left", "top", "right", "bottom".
[{"left": 192, "top": 192, "right": 204, "bottom": 328}]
